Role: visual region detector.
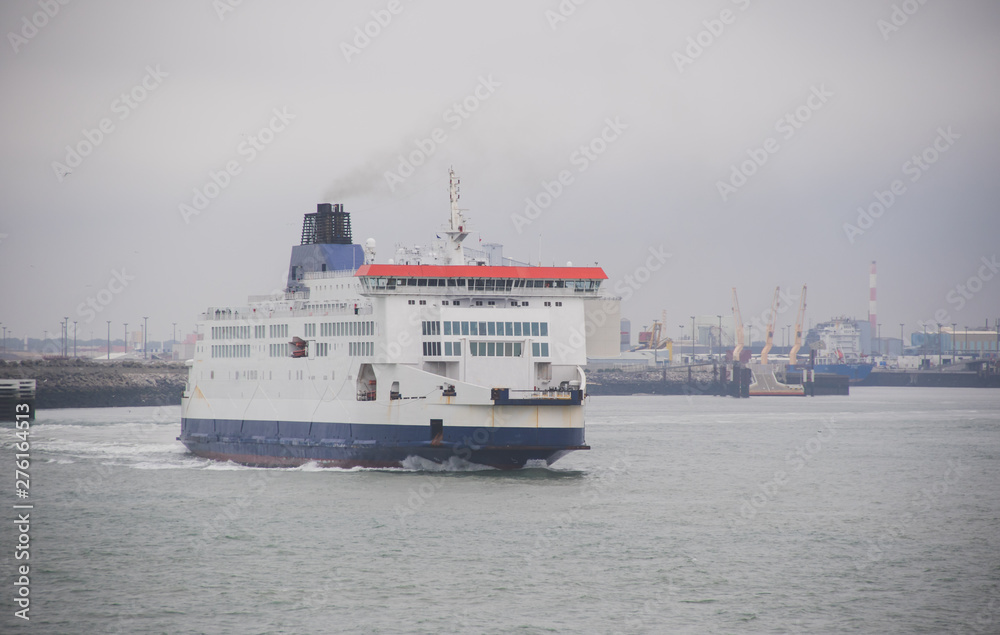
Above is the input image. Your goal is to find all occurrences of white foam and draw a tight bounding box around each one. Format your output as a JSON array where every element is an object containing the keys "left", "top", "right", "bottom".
[{"left": 400, "top": 455, "right": 495, "bottom": 472}]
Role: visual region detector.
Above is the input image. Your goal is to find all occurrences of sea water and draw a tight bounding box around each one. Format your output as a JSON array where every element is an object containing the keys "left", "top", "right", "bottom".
[{"left": 2, "top": 387, "right": 998, "bottom": 634}]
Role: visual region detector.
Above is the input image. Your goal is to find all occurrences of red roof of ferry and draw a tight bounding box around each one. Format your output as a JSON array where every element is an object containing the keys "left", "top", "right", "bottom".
[{"left": 355, "top": 264, "right": 608, "bottom": 280}]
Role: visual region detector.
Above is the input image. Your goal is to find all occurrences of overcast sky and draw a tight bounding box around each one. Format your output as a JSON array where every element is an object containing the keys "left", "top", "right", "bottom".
[{"left": 2, "top": 0, "right": 999, "bottom": 345}]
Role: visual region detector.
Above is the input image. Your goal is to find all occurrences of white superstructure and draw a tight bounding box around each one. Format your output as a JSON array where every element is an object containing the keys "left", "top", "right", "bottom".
[{"left": 179, "top": 171, "right": 618, "bottom": 468}]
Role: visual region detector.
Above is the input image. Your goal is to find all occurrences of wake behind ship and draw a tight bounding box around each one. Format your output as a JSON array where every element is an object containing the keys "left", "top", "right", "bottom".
[{"left": 178, "top": 171, "right": 620, "bottom": 469}]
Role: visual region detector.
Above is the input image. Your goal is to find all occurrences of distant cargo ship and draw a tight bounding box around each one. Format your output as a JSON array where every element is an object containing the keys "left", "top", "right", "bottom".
[{"left": 788, "top": 317, "right": 873, "bottom": 384}]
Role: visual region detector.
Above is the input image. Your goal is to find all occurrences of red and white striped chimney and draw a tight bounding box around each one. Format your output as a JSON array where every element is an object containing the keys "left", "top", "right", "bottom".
[{"left": 869, "top": 260, "right": 877, "bottom": 338}]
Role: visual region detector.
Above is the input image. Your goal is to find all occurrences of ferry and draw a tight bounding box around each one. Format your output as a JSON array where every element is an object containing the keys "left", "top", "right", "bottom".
[{"left": 179, "top": 170, "right": 619, "bottom": 469}]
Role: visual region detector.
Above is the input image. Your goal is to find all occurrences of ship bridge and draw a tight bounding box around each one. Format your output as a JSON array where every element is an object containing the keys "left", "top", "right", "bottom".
[{"left": 354, "top": 264, "right": 607, "bottom": 296}]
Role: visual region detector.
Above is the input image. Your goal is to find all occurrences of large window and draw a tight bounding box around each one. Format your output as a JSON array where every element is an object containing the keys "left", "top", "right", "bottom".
[{"left": 469, "top": 342, "right": 523, "bottom": 357}]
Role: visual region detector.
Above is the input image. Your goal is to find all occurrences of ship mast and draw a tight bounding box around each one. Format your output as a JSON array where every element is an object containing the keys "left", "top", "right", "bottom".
[{"left": 442, "top": 167, "right": 470, "bottom": 265}]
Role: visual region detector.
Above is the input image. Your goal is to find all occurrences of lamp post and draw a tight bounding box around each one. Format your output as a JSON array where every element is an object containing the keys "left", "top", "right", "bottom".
[
  {"left": 106, "top": 321, "right": 111, "bottom": 359},
  {"left": 678, "top": 325, "right": 685, "bottom": 363},
  {"left": 143, "top": 316, "right": 148, "bottom": 360},
  {"left": 951, "top": 322, "right": 956, "bottom": 360},
  {"left": 691, "top": 316, "right": 695, "bottom": 360},
  {"left": 717, "top": 315, "right": 722, "bottom": 361},
  {"left": 73, "top": 320, "right": 77, "bottom": 357},
  {"left": 936, "top": 323, "right": 943, "bottom": 366},
  {"left": 172, "top": 322, "right": 177, "bottom": 359}
]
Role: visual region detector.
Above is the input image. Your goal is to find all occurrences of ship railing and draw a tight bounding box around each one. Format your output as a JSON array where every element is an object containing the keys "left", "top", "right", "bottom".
[
  {"left": 243, "top": 291, "right": 310, "bottom": 303},
  {"left": 491, "top": 387, "right": 583, "bottom": 405},
  {"left": 359, "top": 285, "right": 604, "bottom": 297},
  {"left": 506, "top": 388, "right": 578, "bottom": 399},
  {"left": 247, "top": 293, "right": 287, "bottom": 303},
  {"left": 202, "top": 307, "right": 254, "bottom": 321},
  {"left": 289, "top": 305, "right": 373, "bottom": 317},
  {"left": 302, "top": 270, "right": 358, "bottom": 280},
  {"left": 201, "top": 305, "right": 374, "bottom": 320}
]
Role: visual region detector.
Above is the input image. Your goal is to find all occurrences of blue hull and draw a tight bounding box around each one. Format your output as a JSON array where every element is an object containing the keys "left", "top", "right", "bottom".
[
  {"left": 179, "top": 418, "right": 587, "bottom": 469},
  {"left": 787, "top": 363, "right": 873, "bottom": 383}
]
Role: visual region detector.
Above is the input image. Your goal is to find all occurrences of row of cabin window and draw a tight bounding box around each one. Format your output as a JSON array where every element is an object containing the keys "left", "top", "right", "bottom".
[
  {"left": 217, "top": 324, "right": 310, "bottom": 340},
  {"left": 269, "top": 343, "right": 291, "bottom": 357},
  {"left": 409, "top": 300, "right": 532, "bottom": 307},
  {"left": 211, "top": 344, "right": 251, "bottom": 358},
  {"left": 421, "top": 341, "right": 549, "bottom": 357},
  {"left": 467, "top": 341, "right": 549, "bottom": 357},
  {"left": 349, "top": 341, "right": 373, "bottom": 356},
  {"left": 212, "top": 325, "right": 251, "bottom": 340},
  {"left": 445, "top": 321, "right": 548, "bottom": 337},
  {"left": 370, "top": 277, "right": 601, "bottom": 291},
  {"left": 320, "top": 321, "right": 374, "bottom": 337},
  {"left": 422, "top": 341, "right": 471, "bottom": 356},
  {"left": 468, "top": 341, "right": 524, "bottom": 357}
]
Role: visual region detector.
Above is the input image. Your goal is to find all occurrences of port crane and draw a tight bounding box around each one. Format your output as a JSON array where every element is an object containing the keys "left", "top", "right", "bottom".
[
  {"left": 630, "top": 310, "right": 673, "bottom": 362},
  {"left": 788, "top": 284, "right": 807, "bottom": 365},
  {"left": 760, "top": 286, "right": 780, "bottom": 364},
  {"left": 731, "top": 288, "right": 744, "bottom": 361}
]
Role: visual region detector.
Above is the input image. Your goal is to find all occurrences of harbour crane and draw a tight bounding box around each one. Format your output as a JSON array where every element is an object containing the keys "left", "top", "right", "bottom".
[
  {"left": 789, "top": 284, "right": 807, "bottom": 365},
  {"left": 760, "top": 286, "right": 780, "bottom": 364},
  {"left": 731, "top": 288, "right": 744, "bottom": 361}
]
